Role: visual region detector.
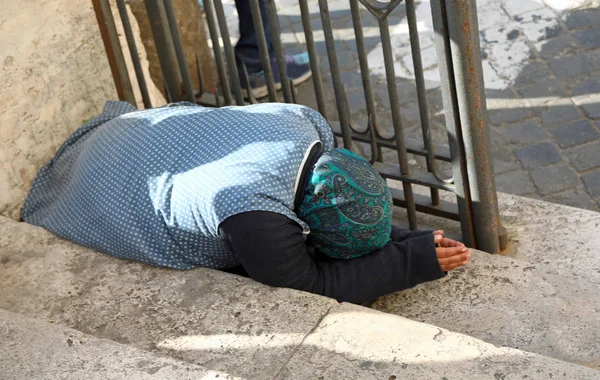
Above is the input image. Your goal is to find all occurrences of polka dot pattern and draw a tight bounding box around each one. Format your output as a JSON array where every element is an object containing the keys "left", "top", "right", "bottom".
[{"left": 22, "top": 101, "right": 335, "bottom": 269}]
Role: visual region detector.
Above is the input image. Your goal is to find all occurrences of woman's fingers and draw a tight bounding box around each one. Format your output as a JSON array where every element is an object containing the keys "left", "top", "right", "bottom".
[
  {"left": 438, "top": 238, "right": 465, "bottom": 248},
  {"left": 433, "top": 230, "right": 444, "bottom": 236},
  {"left": 435, "top": 246, "right": 467, "bottom": 258}
]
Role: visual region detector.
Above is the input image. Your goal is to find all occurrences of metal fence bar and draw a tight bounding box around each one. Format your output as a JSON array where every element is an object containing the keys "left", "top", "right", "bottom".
[
  {"left": 350, "top": 0, "right": 380, "bottom": 163},
  {"left": 116, "top": 0, "right": 152, "bottom": 108},
  {"left": 405, "top": 0, "right": 440, "bottom": 206},
  {"left": 202, "top": 0, "right": 232, "bottom": 105},
  {"left": 444, "top": 0, "right": 503, "bottom": 253},
  {"left": 265, "top": 0, "right": 293, "bottom": 103},
  {"left": 249, "top": 0, "right": 278, "bottom": 102},
  {"left": 163, "top": 0, "right": 196, "bottom": 103},
  {"left": 212, "top": 0, "right": 245, "bottom": 105},
  {"left": 379, "top": 17, "right": 418, "bottom": 230},
  {"left": 299, "top": 0, "right": 327, "bottom": 118},
  {"left": 430, "top": 0, "right": 475, "bottom": 247},
  {"left": 93, "top": 0, "right": 136, "bottom": 105},
  {"left": 144, "top": 0, "right": 182, "bottom": 101},
  {"left": 319, "top": 0, "right": 354, "bottom": 150}
]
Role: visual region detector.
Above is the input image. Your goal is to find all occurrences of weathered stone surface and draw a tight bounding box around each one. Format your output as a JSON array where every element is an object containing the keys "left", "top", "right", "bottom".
[
  {"left": 582, "top": 170, "right": 600, "bottom": 197},
  {"left": 276, "top": 303, "right": 600, "bottom": 380},
  {"left": 127, "top": 0, "right": 217, "bottom": 97},
  {"left": 530, "top": 165, "right": 579, "bottom": 195},
  {"left": 495, "top": 170, "right": 536, "bottom": 195},
  {"left": 548, "top": 53, "right": 593, "bottom": 79},
  {"left": 550, "top": 119, "right": 599, "bottom": 148},
  {"left": 0, "top": 0, "right": 117, "bottom": 221},
  {"left": 566, "top": 141, "right": 600, "bottom": 172},
  {"left": 374, "top": 191, "right": 600, "bottom": 369},
  {"left": 514, "top": 142, "right": 562, "bottom": 169},
  {"left": 545, "top": 188, "right": 597, "bottom": 210},
  {"left": 0, "top": 216, "right": 336, "bottom": 379},
  {"left": 0, "top": 309, "right": 237, "bottom": 380},
  {"left": 503, "top": 120, "right": 548, "bottom": 144}
]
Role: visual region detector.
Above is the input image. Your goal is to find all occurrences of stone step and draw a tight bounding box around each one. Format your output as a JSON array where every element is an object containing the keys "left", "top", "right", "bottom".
[
  {"left": 379, "top": 189, "right": 600, "bottom": 370},
  {"left": 2, "top": 212, "right": 600, "bottom": 379},
  {"left": 0, "top": 308, "right": 238, "bottom": 379}
]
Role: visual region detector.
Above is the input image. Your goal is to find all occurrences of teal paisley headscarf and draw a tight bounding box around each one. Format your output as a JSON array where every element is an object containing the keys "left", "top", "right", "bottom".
[{"left": 298, "top": 148, "right": 393, "bottom": 259}]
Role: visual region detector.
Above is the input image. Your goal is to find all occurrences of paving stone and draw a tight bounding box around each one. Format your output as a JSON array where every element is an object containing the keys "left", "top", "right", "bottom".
[
  {"left": 550, "top": 119, "right": 599, "bottom": 148},
  {"left": 564, "top": 8, "right": 600, "bottom": 30},
  {"left": 514, "top": 142, "right": 562, "bottom": 169},
  {"left": 492, "top": 146, "right": 521, "bottom": 174},
  {"left": 574, "top": 28, "right": 600, "bottom": 50},
  {"left": 548, "top": 53, "right": 592, "bottom": 79},
  {"left": 577, "top": 95, "right": 600, "bottom": 119},
  {"left": 503, "top": 120, "right": 548, "bottom": 145},
  {"left": 541, "top": 104, "right": 582, "bottom": 125},
  {"left": 345, "top": 91, "right": 365, "bottom": 114},
  {"left": 566, "top": 142, "right": 600, "bottom": 172},
  {"left": 545, "top": 188, "right": 595, "bottom": 210},
  {"left": 530, "top": 165, "right": 579, "bottom": 195},
  {"left": 502, "top": 0, "right": 544, "bottom": 16},
  {"left": 517, "top": 78, "right": 565, "bottom": 99},
  {"left": 572, "top": 76, "right": 600, "bottom": 97},
  {"left": 514, "top": 61, "right": 551, "bottom": 86},
  {"left": 494, "top": 170, "right": 535, "bottom": 195},
  {"left": 488, "top": 107, "right": 530, "bottom": 126},
  {"left": 338, "top": 70, "right": 363, "bottom": 91},
  {"left": 535, "top": 35, "right": 580, "bottom": 59},
  {"left": 582, "top": 170, "right": 600, "bottom": 197}
]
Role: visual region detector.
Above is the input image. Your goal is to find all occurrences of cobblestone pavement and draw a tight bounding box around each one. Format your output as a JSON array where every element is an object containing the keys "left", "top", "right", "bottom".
[{"left": 221, "top": 0, "right": 600, "bottom": 211}]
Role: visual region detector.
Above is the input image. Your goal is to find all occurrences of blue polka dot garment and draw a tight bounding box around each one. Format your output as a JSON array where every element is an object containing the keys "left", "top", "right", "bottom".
[{"left": 22, "top": 101, "right": 335, "bottom": 269}]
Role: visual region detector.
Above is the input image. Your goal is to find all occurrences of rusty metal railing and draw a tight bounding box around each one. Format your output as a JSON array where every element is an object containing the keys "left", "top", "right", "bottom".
[{"left": 92, "top": 0, "right": 507, "bottom": 253}]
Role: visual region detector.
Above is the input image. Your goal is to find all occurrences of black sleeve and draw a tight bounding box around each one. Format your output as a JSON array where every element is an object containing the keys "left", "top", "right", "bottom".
[
  {"left": 219, "top": 211, "right": 445, "bottom": 305},
  {"left": 390, "top": 226, "right": 435, "bottom": 242}
]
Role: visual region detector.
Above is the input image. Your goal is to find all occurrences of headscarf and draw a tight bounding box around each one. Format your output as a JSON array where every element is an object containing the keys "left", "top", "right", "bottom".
[{"left": 298, "top": 148, "right": 393, "bottom": 259}]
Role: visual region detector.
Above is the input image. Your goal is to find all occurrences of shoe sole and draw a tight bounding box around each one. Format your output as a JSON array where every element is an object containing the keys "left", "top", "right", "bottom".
[{"left": 244, "top": 70, "right": 314, "bottom": 100}]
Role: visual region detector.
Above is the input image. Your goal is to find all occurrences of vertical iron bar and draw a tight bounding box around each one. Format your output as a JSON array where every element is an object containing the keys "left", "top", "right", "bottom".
[
  {"left": 319, "top": 0, "right": 354, "bottom": 150},
  {"left": 379, "top": 18, "right": 418, "bottom": 229},
  {"left": 249, "top": 0, "right": 278, "bottom": 102},
  {"left": 212, "top": 0, "right": 245, "bottom": 105},
  {"left": 430, "top": 0, "right": 475, "bottom": 247},
  {"left": 299, "top": 0, "right": 327, "bottom": 118},
  {"left": 116, "top": 0, "right": 151, "bottom": 108},
  {"left": 203, "top": 0, "right": 232, "bottom": 105},
  {"left": 93, "top": 0, "right": 136, "bottom": 105},
  {"left": 445, "top": 0, "right": 502, "bottom": 253},
  {"left": 350, "top": 0, "right": 379, "bottom": 163},
  {"left": 144, "top": 0, "right": 181, "bottom": 101},
  {"left": 265, "top": 0, "right": 293, "bottom": 103},
  {"left": 163, "top": 0, "right": 196, "bottom": 103},
  {"left": 406, "top": 0, "right": 440, "bottom": 205},
  {"left": 241, "top": 62, "right": 258, "bottom": 104}
]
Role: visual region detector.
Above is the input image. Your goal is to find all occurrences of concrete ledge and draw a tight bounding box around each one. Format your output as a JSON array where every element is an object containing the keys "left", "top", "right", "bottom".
[
  {"left": 375, "top": 191, "right": 600, "bottom": 370},
  {"left": 0, "top": 216, "right": 337, "bottom": 379},
  {"left": 276, "top": 303, "right": 600, "bottom": 380},
  {"left": 0, "top": 309, "right": 237, "bottom": 380}
]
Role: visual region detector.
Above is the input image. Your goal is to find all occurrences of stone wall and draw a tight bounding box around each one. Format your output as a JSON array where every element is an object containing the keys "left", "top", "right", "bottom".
[{"left": 0, "top": 0, "right": 118, "bottom": 220}]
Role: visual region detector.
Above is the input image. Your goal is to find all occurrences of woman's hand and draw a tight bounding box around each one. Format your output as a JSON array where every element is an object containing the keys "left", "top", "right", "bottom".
[{"left": 433, "top": 231, "right": 471, "bottom": 271}]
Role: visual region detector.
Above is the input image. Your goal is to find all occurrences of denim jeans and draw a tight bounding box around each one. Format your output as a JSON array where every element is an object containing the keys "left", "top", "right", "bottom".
[{"left": 234, "top": 0, "right": 276, "bottom": 74}]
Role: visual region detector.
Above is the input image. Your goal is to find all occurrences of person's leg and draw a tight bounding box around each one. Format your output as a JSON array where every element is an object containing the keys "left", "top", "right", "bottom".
[{"left": 234, "top": 0, "right": 273, "bottom": 74}]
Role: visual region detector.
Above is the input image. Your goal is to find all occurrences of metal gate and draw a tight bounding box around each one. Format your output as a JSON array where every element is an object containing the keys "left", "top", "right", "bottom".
[{"left": 92, "top": 0, "right": 508, "bottom": 253}]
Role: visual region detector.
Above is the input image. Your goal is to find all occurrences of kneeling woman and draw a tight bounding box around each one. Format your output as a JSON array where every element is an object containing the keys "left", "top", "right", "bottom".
[{"left": 22, "top": 101, "right": 470, "bottom": 305}]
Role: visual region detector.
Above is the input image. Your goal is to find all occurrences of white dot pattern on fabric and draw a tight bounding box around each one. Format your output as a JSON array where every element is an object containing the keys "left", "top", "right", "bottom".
[{"left": 22, "top": 101, "right": 335, "bottom": 269}]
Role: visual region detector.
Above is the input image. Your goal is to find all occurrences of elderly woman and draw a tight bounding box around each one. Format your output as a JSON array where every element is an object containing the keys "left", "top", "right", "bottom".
[{"left": 22, "top": 101, "right": 470, "bottom": 305}]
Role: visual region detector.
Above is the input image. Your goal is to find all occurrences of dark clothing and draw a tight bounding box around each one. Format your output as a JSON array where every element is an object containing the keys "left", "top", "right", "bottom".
[
  {"left": 234, "top": 0, "right": 274, "bottom": 73},
  {"left": 220, "top": 212, "right": 445, "bottom": 305},
  {"left": 218, "top": 120, "right": 444, "bottom": 305}
]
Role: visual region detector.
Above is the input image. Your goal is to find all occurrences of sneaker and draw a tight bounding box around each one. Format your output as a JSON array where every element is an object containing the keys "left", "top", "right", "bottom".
[{"left": 241, "top": 52, "right": 313, "bottom": 99}]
